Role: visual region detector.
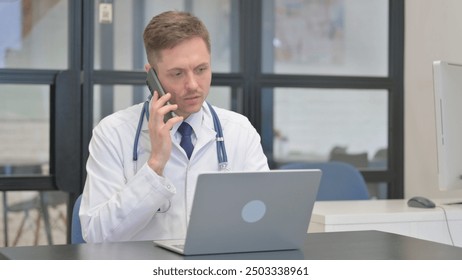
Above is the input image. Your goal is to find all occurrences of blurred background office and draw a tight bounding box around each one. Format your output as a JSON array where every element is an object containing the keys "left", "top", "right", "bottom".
[{"left": 0, "top": 0, "right": 459, "bottom": 246}]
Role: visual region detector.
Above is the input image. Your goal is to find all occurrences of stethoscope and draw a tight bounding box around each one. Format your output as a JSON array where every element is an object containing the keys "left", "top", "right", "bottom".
[{"left": 132, "top": 99, "right": 228, "bottom": 171}]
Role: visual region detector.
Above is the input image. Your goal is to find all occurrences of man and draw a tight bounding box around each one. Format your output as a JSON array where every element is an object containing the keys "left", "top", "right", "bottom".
[{"left": 80, "top": 11, "right": 269, "bottom": 243}]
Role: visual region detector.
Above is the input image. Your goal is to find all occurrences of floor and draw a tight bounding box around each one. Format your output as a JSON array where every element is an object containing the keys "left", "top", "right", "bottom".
[{"left": 0, "top": 191, "right": 67, "bottom": 247}]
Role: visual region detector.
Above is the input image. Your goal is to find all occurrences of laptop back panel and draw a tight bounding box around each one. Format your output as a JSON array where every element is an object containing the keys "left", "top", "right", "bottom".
[{"left": 182, "top": 169, "right": 321, "bottom": 255}]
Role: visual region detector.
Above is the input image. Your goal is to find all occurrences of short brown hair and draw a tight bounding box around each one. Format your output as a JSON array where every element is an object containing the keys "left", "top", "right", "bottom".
[{"left": 143, "top": 11, "right": 211, "bottom": 66}]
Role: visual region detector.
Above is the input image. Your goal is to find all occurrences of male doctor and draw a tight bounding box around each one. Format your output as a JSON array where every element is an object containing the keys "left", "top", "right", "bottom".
[{"left": 80, "top": 11, "right": 269, "bottom": 243}]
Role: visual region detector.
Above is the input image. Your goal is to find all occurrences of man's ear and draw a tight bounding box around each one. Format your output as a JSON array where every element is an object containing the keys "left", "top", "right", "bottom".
[{"left": 144, "top": 63, "right": 151, "bottom": 72}]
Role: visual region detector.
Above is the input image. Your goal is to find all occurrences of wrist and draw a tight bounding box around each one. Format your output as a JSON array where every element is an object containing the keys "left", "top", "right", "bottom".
[{"left": 148, "top": 159, "right": 164, "bottom": 176}]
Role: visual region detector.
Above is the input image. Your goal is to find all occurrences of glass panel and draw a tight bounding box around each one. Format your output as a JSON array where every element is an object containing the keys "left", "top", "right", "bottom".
[
  {"left": 367, "top": 182, "right": 388, "bottom": 200},
  {"left": 93, "top": 84, "right": 148, "bottom": 126},
  {"left": 262, "top": 0, "right": 388, "bottom": 76},
  {"left": 0, "top": 0, "right": 68, "bottom": 69},
  {"left": 0, "top": 85, "right": 50, "bottom": 176},
  {"left": 94, "top": 0, "right": 238, "bottom": 73},
  {"left": 270, "top": 88, "right": 388, "bottom": 169},
  {"left": 207, "top": 86, "right": 232, "bottom": 110}
]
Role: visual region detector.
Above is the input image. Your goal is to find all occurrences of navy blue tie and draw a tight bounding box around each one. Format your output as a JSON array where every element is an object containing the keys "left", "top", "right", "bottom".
[{"left": 178, "top": 122, "right": 194, "bottom": 159}]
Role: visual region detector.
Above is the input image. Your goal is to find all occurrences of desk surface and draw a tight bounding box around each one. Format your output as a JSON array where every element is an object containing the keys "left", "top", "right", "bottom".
[
  {"left": 309, "top": 199, "right": 462, "bottom": 247},
  {"left": 1, "top": 231, "right": 462, "bottom": 260},
  {"left": 311, "top": 199, "right": 462, "bottom": 224}
]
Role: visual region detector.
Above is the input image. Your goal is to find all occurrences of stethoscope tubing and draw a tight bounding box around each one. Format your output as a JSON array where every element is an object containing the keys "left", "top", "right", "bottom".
[{"left": 132, "top": 100, "right": 228, "bottom": 170}]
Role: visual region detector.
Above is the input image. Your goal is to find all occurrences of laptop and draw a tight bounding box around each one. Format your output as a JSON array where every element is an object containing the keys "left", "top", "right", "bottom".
[{"left": 153, "top": 169, "right": 321, "bottom": 255}]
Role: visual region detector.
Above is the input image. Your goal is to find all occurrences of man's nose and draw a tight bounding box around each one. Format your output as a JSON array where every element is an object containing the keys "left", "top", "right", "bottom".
[{"left": 185, "top": 73, "right": 199, "bottom": 90}]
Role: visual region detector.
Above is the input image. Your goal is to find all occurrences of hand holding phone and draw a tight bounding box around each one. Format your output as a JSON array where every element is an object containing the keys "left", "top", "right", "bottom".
[{"left": 146, "top": 68, "right": 176, "bottom": 122}]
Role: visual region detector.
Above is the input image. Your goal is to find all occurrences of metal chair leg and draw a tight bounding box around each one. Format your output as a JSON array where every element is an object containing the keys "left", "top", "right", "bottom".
[
  {"left": 2, "top": 192, "right": 9, "bottom": 247},
  {"left": 39, "top": 192, "right": 53, "bottom": 245}
]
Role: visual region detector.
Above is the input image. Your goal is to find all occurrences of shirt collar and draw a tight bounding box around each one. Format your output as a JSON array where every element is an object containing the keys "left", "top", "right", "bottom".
[
  {"left": 141, "top": 102, "right": 215, "bottom": 137},
  {"left": 184, "top": 105, "right": 222, "bottom": 147},
  {"left": 174, "top": 108, "right": 203, "bottom": 135}
]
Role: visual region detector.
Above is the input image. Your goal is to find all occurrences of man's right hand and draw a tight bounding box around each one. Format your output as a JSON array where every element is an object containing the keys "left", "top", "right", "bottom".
[{"left": 147, "top": 91, "right": 183, "bottom": 175}]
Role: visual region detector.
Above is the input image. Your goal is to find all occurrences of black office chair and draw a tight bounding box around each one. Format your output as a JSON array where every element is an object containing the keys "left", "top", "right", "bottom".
[
  {"left": 71, "top": 194, "right": 85, "bottom": 244},
  {"left": 279, "top": 161, "right": 370, "bottom": 201}
]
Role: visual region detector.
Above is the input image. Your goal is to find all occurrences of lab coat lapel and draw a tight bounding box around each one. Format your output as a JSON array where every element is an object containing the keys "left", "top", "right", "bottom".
[{"left": 194, "top": 114, "right": 217, "bottom": 151}]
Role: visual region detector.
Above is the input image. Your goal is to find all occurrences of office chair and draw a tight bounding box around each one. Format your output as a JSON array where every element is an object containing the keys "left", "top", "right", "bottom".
[
  {"left": 279, "top": 161, "right": 370, "bottom": 201},
  {"left": 2, "top": 164, "right": 68, "bottom": 246},
  {"left": 71, "top": 194, "right": 85, "bottom": 244}
]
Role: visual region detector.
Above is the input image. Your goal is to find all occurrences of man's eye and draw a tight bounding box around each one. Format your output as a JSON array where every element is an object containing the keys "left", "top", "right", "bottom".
[{"left": 197, "top": 67, "right": 207, "bottom": 73}]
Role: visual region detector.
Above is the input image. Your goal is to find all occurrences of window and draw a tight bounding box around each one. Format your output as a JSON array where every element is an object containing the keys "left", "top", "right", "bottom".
[
  {"left": 257, "top": 0, "right": 402, "bottom": 198},
  {"left": 270, "top": 88, "right": 387, "bottom": 167},
  {"left": 264, "top": 0, "right": 388, "bottom": 76},
  {"left": 0, "top": 85, "right": 50, "bottom": 176},
  {"left": 0, "top": 0, "right": 68, "bottom": 69}
]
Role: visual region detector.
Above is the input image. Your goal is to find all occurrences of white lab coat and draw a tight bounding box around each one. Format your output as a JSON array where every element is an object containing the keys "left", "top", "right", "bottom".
[{"left": 80, "top": 102, "right": 269, "bottom": 243}]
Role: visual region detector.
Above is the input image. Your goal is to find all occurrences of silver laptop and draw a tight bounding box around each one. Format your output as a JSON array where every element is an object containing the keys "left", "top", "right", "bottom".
[{"left": 153, "top": 169, "right": 321, "bottom": 255}]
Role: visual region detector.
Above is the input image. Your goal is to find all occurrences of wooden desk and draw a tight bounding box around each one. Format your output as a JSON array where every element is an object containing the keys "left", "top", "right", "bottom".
[
  {"left": 309, "top": 199, "right": 462, "bottom": 247},
  {"left": 1, "top": 231, "right": 462, "bottom": 260}
]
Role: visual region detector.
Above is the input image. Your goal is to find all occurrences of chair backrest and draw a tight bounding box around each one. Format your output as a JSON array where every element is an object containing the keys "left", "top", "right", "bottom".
[
  {"left": 71, "top": 194, "right": 85, "bottom": 244},
  {"left": 279, "top": 161, "right": 369, "bottom": 201}
]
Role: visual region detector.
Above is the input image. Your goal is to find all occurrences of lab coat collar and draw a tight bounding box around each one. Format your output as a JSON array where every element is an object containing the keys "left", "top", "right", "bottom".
[{"left": 178, "top": 103, "right": 217, "bottom": 148}]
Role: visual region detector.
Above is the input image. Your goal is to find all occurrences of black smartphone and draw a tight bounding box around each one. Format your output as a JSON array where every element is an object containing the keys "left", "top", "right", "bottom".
[{"left": 146, "top": 68, "right": 176, "bottom": 122}]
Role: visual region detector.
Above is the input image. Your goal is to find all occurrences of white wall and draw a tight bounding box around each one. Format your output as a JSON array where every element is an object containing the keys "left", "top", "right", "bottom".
[{"left": 405, "top": 0, "right": 462, "bottom": 199}]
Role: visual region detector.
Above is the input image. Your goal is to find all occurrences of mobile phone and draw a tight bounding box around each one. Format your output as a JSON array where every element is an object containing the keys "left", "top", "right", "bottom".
[{"left": 146, "top": 68, "right": 176, "bottom": 122}]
